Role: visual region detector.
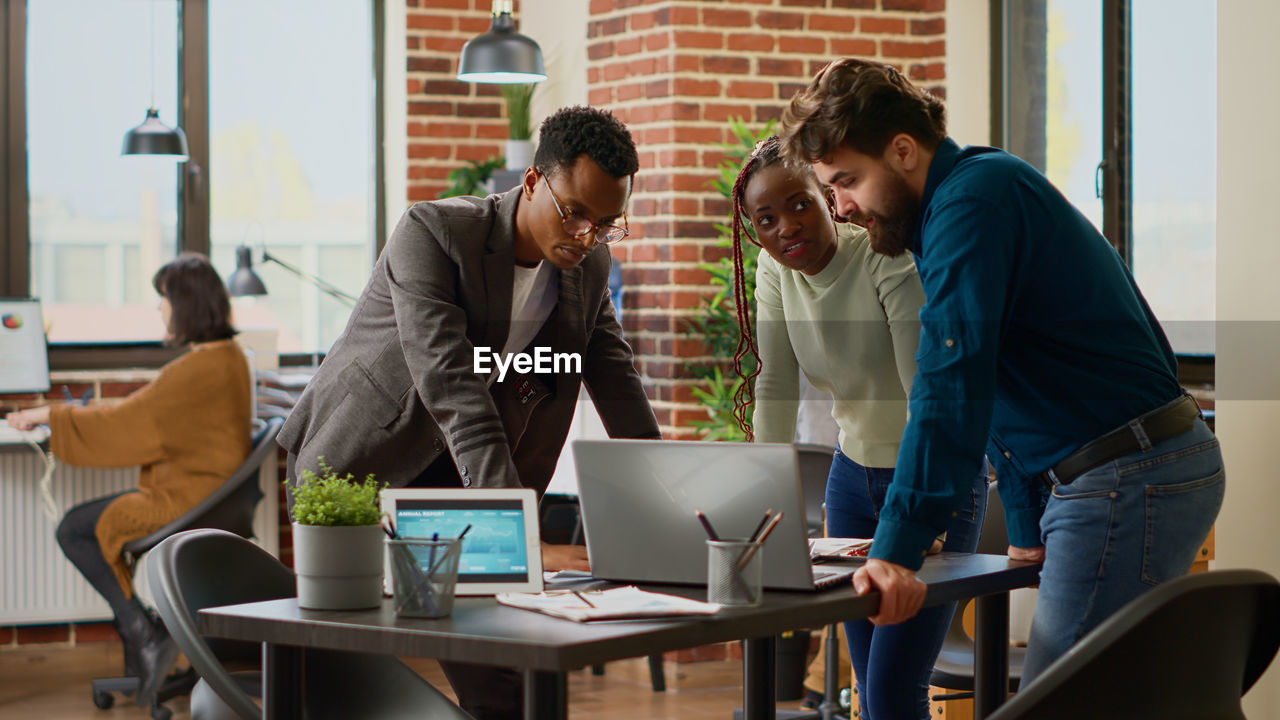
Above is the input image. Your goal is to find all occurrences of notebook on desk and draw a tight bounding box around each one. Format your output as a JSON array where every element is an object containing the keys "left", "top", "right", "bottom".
[{"left": 572, "top": 439, "right": 860, "bottom": 592}]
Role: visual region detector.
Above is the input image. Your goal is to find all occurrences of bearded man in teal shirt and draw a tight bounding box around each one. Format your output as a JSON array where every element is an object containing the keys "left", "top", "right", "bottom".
[{"left": 779, "top": 58, "right": 1223, "bottom": 686}]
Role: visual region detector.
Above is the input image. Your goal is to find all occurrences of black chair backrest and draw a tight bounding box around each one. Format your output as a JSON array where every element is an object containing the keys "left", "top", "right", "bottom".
[
  {"left": 975, "top": 480, "right": 1005, "bottom": 555},
  {"left": 988, "top": 569, "right": 1280, "bottom": 720},
  {"left": 794, "top": 443, "right": 835, "bottom": 538},
  {"left": 148, "top": 528, "right": 297, "bottom": 720},
  {"left": 124, "top": 416, "right": 284, "bottom": 557}
]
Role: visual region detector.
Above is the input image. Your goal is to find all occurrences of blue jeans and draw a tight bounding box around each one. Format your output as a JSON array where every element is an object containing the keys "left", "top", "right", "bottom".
[
  {"left": 825, "top": 448, "right": 989, "bottom": 720},
  {"left": 1021, "top": 418, "right": 1224, "bottom": 684}
]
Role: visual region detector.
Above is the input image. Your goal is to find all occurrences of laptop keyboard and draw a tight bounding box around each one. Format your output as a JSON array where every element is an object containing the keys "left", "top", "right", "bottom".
[{"left": 811, "top": 566, "right": 855, "bottom": 590}]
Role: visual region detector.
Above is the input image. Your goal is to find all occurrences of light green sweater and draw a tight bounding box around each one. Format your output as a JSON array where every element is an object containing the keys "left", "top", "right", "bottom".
[{"left": 752, "top": 226, "right": 925, "bottom": 467}]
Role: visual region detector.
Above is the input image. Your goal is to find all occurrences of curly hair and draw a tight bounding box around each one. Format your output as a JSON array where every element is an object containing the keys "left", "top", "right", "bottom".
[
  {"left": 152, "top": 253, "right": 236, "bottom": 346},
  {"left": 779, "top": 57, "right": 946, "bottom": 165},
  {"left": 533, "top": 106, "right": 639, "bottom": 179},
  {"left": 728, "top": 137, "right": 791, "bottom": 442}
]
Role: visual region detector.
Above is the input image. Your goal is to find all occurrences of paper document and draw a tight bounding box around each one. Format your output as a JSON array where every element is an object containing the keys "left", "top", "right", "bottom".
[
  {"left": 496, "top": 586, "right": 721, "bottom": 622},
  {"left": 809, "top": 537, "right": 873, "bottom": 561}
]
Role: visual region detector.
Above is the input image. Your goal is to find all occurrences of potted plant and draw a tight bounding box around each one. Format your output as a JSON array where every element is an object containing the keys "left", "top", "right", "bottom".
[
  {"left": 286, "top": 458, "right": 386, "bottom": 610},
  {"left": 501, "top": 83, "right": 536, "bottom": 171}
]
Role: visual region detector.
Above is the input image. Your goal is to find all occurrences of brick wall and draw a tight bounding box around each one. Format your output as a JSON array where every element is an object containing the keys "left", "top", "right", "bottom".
[
  {"left": 405, "top": 0, "right": 946, "bottom": 438},
  {"left": 406, "top": 0, "right": 516, "bottom": 201},
  {"left": 584, "top": 0, "right": 947, "bottom": 438}
]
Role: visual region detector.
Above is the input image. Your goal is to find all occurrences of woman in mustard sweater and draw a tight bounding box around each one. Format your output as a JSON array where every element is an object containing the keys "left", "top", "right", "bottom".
[
  {"left": 7, "top": 254, "right": 250, "bottom": 705},
  {"left": 728, "top": 137, "right": 988, "bottom": 720}
]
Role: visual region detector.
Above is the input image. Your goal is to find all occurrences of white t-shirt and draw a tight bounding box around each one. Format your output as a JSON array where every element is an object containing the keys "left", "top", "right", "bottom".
[{"left": 486, "top": 261, "right": 558, "bottom": 385}]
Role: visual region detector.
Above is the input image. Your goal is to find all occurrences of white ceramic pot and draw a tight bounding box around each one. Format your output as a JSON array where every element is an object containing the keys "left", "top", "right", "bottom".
[
  {"left": 291, "top": 523, "right": 384, "bottom": 610},
  {"left": 505, "top": 139, "right": 535, "bottom": 171}
]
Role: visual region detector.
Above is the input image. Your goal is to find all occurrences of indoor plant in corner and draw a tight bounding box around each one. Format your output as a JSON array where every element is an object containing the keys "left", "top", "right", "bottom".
[{"left": 286, "top": 459, "right": 386, "bottom": 610}]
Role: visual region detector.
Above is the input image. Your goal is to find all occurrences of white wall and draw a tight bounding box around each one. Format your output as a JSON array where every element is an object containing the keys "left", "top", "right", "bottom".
[
  {"left": 1216, "top": 1, "right": 1280, "bottom": 715},
  {"left": 519, "top": 0, "right": 590, "bottom": 140},
  {"left": 383, "top": 0, "right": 408, "bottom": 223},
  {"left": 945, "top": 0, "right": 993, "bottom": 146}
]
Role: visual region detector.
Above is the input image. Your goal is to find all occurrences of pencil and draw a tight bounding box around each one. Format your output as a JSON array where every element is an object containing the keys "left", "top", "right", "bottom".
[
  {"left": 694, "top": 509, "right": 721, "bottom": 541},
  {"left": 736, "top": 511, "right": 784, "bottom": 571},
  {"left": 747, "top": 508, "right": 774, "bottom": 543},
  {"left": 573, "top": 590, "right": 596, "bottom": 608},
  {"left": 457, "top": 524, "right": 472, "bottom": 541}
]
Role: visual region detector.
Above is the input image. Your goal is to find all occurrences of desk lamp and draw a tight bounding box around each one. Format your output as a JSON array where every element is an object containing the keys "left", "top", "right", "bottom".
[{"left": 227, "top": 245, "right": 356, "bottom": 308}]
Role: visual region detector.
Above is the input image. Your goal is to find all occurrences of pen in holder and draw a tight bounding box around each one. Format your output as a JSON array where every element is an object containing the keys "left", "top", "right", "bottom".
[
  {"left": 706, "top": 538, "right": 764, "bottom": 607},
  {"left": 387, "top": 537, "right": 462, "bottom": 618}
]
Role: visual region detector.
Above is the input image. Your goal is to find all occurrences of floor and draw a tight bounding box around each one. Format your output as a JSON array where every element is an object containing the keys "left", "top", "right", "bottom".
[{"left": 0, "top": 641, "right": 816, "bottom": 719}]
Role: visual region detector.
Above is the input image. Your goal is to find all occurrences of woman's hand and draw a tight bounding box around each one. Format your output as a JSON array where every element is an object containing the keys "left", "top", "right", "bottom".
[
  {"left": 6, "top": 406, "right": 51, "bottom": 431},
  {"left": 541, "top": 542, "right": 590, "bottom": 572}
]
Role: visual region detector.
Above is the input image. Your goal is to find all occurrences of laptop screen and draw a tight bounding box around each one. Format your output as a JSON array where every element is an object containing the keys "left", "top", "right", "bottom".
[{"left": 0, "top": 298, "right": 51, "bottom": 394}]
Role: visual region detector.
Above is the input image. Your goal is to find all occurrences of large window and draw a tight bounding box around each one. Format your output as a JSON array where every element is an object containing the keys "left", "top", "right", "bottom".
[
  {"left": 207, "top": 0, "right": 375, "bottom": 353},
  {"left": 1001, "top": 0, "right": 1216, "bottom": 358},
  {"left": 3, "top": 0, "right": 380, "bottom": 357},
  {"left": 27, "top": 0, "right": 180, "bottom": 343}
]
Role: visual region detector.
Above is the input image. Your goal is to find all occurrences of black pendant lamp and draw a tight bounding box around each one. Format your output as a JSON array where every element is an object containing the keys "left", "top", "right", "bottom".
[
  {"left": 457, "top": 0, "right": 547, "bottom": 84},
  {"left": 122, "top": 0, "right": 189, "bottom": 160},
  {"left": 122, "top": 107, "right": 189, "bottom": 158}
]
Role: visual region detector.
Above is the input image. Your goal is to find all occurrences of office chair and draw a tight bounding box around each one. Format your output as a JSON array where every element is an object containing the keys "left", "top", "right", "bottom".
[
  {"left": 90, "top": 417, "right": 284, "bottom": 720},
  {"left": 987, "top": 569, "right": 1280, "bottom": 720},
  {"left": 929, "top": 481, "right": 1025, "bottom": 703},
  {"left": 147, "top": 527, "right": 474, "bottom": 720}
]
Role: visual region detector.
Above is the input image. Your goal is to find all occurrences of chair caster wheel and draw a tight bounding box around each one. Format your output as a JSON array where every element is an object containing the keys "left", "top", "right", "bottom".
[
  {"left": 92, "top": 690, "right": 114, "bottom": 709},
  {"left": 150, "top": 704, "right": 173, "bottom": 720}
]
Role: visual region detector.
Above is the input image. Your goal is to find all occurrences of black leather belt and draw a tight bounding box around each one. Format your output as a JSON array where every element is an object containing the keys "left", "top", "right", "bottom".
[{"left": 1043, "top": 393, "right": 1202, "bottom": 487}]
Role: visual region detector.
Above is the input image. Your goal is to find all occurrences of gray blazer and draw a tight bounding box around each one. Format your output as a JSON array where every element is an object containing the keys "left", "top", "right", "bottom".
[{"left": 278, "top": 187, "right": 660, "bottom": 495}]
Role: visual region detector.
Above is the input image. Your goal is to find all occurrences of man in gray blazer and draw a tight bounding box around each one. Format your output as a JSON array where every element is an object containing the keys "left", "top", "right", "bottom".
[{"left": 279, "top": 106, "right": 660, "bottom": 718}]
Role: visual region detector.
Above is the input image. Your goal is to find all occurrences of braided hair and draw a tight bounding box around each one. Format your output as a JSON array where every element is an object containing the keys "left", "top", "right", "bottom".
[{"left": 729, "top": 136, "right": 787, "bottom": 441}]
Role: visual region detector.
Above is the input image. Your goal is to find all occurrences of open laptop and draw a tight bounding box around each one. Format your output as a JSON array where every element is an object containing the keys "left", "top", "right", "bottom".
[{"left": 572, "top": 439, "right": 860, "bottom": 592}]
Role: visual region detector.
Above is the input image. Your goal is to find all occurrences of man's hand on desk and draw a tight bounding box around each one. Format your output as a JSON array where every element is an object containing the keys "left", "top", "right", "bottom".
[
  {"left": 541, "top": 542, "right": 590, "bottom": 572},
  {"left": 6, "top": 406, "right": 50, "bottom": 431},
  {"left": 853, "top": 558, "right": 927, "bottom": 626},
  {"left": 1007, "top": 545, "right": 1045, "bottom": 563},
  {"left": 1007, "top": 545, "right": 1044, "bottom": 588}
]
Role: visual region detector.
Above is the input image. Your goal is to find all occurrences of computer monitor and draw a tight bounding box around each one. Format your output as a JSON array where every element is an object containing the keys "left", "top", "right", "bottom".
[{"left": 0, "top": 298, "right": 51, "bottom": 394}]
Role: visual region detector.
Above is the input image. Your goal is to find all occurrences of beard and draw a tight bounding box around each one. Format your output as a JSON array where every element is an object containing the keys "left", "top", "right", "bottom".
[{"left": 850, "top": 170, "right": 920, "bottom": 258}]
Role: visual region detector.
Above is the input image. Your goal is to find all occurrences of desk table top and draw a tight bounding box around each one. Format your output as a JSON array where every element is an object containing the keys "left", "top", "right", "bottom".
[{"left": 200, "top": 553, "right": 1040, "bottom": 672}]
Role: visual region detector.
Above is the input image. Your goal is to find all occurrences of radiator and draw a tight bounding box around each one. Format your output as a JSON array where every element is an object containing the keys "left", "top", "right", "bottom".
[{"left": 0, "top": 449, "right": 278, "bottom": 626}]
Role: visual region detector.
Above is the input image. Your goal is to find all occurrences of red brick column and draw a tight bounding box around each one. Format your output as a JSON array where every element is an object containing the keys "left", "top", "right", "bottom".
[
  {"left": 586, "top": 0, "right": 947, "bottom": 439},
  {"left": 405, "top": 0, "right": 515, "bottom": 201}
]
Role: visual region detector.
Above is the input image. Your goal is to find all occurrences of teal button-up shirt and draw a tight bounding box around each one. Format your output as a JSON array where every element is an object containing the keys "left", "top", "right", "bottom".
[{"left": 871, "top": 138, "right": 1181, "bottom": 570}]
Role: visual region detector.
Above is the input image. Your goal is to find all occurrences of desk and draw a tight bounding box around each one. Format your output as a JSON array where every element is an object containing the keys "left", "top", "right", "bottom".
[{"left": 201, "top": 553, "right": 1040, "bottom": 720}]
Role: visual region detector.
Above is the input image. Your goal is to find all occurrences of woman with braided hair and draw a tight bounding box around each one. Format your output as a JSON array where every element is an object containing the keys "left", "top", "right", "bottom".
[{"left": 728, "top": 136, "right": 987, "bottom": 720}]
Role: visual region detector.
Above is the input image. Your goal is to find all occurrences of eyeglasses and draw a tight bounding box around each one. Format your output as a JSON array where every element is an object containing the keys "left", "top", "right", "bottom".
[{"left": 542, "top": 176, "right": 630, "bottom": 245}]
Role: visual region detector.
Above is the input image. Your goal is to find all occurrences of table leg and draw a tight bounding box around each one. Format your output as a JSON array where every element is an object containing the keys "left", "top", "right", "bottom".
[
  {"left": 262, "top": 642, "right": 301, "bottom": 720},
  {"left": 523, "top": 669, "right": 567, "bottom": 720},
  {"left": 742, "top": 636, "right": 777, "bottom": 720},
  {"left": 974, "top": 591, "right": 1010, "bottom": 719}
]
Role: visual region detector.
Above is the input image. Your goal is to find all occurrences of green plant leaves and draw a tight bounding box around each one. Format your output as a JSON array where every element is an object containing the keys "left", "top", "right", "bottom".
[
  {"left": 683, "top": 117, "right": 776, "bottom": 442},
  {"left": 286, "top": 457, "right": 385, "bottom": 526}
]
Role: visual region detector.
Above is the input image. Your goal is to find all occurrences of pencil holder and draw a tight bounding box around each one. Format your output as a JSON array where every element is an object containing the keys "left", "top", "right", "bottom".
[
  {"left": 387, "top": 538, "right": 462, "bottom": 618},
  {"left": 706, "top": 539, "right": 763, "bottom": 607}
]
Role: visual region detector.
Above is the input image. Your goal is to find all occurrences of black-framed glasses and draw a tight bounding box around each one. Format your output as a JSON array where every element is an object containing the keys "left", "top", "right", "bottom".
[{"left": 542, "top": 176, "right": 630, "bottom": 245}]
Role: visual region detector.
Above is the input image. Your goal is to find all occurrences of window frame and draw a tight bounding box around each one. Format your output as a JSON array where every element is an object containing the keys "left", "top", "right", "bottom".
[
  {"left": 0, "top": 0, "right": 385, "bottom": 368},
  {"left": 993, "top": 0, "right": 1212, "bottom": 382}
]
